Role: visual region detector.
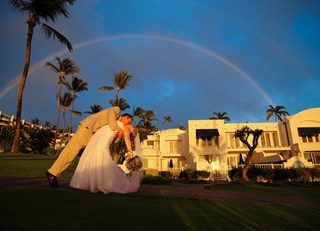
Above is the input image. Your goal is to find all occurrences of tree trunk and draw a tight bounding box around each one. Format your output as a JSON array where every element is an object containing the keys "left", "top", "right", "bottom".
[
  {"left": 68, "top": 92, "right": 75, "bottom": 140},
  {"left": 53, "top": 74, "right": 64, "bottom": 149},
  {"left": 11, "top": 22, "right": 35, "bottom": 153},
  {"left": 242, "top": 163, "right": 250, "bottom": 182},
  {"left": 60, "top": 110, "right": 66, "bottom": 146},
  {"left": 242, "top": 148, "right": 256, "bottom": 182}
]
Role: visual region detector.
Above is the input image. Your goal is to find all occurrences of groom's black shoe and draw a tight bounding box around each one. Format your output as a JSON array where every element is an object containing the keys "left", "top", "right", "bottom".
[{"left": 46, "top": 171, "right": 59, "bottom": 188}]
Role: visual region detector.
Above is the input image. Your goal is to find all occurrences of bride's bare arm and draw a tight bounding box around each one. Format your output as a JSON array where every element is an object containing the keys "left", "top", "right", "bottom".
[
  {"left": 115, "top": 128, "right": 124, "bottom": 138},
  {"left": 123, "top": 127, "right": 133, "bottom": 154}
]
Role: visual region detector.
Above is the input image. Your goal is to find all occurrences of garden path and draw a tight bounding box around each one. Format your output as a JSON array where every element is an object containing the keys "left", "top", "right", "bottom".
[{"left": 0, "top": 176, "right": 319, "bottom": 208}]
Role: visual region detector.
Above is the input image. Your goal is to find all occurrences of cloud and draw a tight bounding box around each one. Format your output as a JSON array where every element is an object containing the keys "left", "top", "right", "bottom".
[{"left": 1, "top": 0, "right": 319, "bottom": 130}]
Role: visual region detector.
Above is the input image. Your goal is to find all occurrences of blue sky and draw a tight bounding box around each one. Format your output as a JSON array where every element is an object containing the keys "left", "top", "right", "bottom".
[{"left": 0, "top": 0, "right": 319, "bottom": 129}]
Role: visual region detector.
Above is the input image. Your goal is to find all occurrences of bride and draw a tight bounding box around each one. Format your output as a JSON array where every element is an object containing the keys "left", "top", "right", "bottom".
[{"left": 70, "top": 121, "right": 143, "bottom": 194}]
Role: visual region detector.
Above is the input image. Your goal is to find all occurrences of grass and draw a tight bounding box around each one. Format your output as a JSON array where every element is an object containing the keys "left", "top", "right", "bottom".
[
  {"left": 211, "top": 181, "right": 320, "bottom": 199},
  {"left": 0, "top": 152, "right": 75, "bottom": 179},
  {"left": 1, "top": 152, "right": 320, "bottom": 231}
]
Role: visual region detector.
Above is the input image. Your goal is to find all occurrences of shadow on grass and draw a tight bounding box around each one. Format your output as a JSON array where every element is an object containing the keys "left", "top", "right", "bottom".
[
  {"left": 1, "top": 153, "right": 320, "bottom": 230},
  {"left": 0, "top": 187, "right": 319, "bottom": 231}
]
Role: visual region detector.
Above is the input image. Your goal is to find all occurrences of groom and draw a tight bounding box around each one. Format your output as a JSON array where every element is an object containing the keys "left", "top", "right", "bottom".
[{"left": 46, "top": 106, "right": 133, "bottom": 187}]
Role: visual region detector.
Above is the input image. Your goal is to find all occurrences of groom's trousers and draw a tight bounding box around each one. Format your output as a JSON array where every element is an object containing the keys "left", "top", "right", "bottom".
[{"left": 48, "top": 125, "right": 92, "bottom": 177}]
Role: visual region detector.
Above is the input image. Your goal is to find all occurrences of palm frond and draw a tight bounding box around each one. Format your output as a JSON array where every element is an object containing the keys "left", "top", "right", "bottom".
[
  {"left": 41, "top": 23, "right": 73, "bottom": 51},
  {"left": 71, "top": 110, "right": 82, "bottom": 117},
  {"left": 266, "top": 112, "right": 273, "bottom": 121},
  {"left": 98, "top": 86, "right": 114, "bottom": 91},
  {"left": 9, "top": 0, "right": 26, "bottom": 12}
]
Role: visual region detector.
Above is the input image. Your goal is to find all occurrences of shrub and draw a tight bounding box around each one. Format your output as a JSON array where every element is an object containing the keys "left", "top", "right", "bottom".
[
  {"left": 306, "top": 168, "right": 320, "bottom": 182},
  {"left": 291, "top": 168, "right": 311, "bottom": 182},
  {"left": 0, "top": 125, "right": 15, "bottom": 152},
  {"left": 159, "top": 171, "right": 171, "bottom": 178},
  {"left": 169, "top": 168, "right": 181, "bottom": 179},
  {"left": 228, "top": 167, "right": 242, "bottom": 182},
  {"left": 144, "top": 168, "right": 159, "bottom": 176},
  {"left": 246, "top": 167, "right": 262, "bottom": 181},
  {"left": 230, "top": 166, "right": 320, "bottom": 183},
  {"left": 271, "top": 168, "right": 290, "bottom": 183},
  {"left": 194, "top": 170, "right": 210, "bottom": 179},
  {"left": 20, "top": 127, "right": 54, "bottom": 153},
  {"left": 141, "top": 175, "right": 172, "bottom": 185},
  {"left": 247, "top": 167, "right": 274, "bottom": 182},
  {"left": 179, "top": 169, "right": 195, "bottom": 180}
]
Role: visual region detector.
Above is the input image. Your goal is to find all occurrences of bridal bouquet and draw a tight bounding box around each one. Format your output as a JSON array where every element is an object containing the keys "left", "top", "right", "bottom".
[{"left": 125, "top": 153, "right": 143, "bottom": 172}]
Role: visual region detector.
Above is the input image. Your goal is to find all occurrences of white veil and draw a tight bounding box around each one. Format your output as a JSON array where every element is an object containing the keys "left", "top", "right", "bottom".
[{"left": 134, "top": 133, "right": 143, "bottom": 157}]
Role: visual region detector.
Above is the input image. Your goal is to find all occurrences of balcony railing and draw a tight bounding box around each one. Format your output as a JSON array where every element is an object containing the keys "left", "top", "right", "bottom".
[{"left": 253, "top": 164, "right": 284, "bottom": 169}]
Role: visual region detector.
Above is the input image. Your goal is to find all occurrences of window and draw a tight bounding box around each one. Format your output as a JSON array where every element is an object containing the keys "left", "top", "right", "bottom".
[
  {"left": 272, "top": 132, "right": 279, "bottom": 147},
  {"left": 201, "top": 137, "right": 206, "bottom": 147},
  {"left": 301, "top": 135, "right": 319, "bottom": 143},
  {"left": 298, "top": 127, "right": 320, "bottom": 143},
  {"left": 260, "top": 132, "right": 278, "bottom": 147},
  {"left": 227, "top": 133, "right": 241, "bottom": 148},
  {"left": 227, "top": 156, "right": 238, "bottom": 166},
  {"left": 302, "top": 135, "right": 307, "bottom": 143},
  {"left": 166, "top": 140, "right": 182, "bottom": 154},
  {"left": 235, "top": 136, "right": 240, "bottom": 148},
  {"left": 196, "top": 129, "right": 219, "bottom": 148},
  {"left": 304, "top": 152, "right": 320, "bottom": 164},
  {"left": 147, "top": 141, "right": 154, "bottom": 146},
  {"left": 261, "top": 134, "right": 266, "bottom": 147},
  {"left": 229, "top": 133, "right": 235, "bottom": 148},
  {"left": 304, "top": 152, "right": 312, "bottom": 162},
  {"left": 265, "top": 133, "right": 271, "bottom": 147}
]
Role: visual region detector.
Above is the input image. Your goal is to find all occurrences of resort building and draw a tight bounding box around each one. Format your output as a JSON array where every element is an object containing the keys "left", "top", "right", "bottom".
[
  {"left": 2, "top": 108, "right": 320, "bottom": 179},
  {"left": 140, "top": 108, "right": 320, "bottom": 179}
]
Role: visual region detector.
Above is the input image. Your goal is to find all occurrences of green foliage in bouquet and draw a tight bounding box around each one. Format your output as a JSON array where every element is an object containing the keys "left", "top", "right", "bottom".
[{"left": 125, "top": 156, "right": 143, "bottom": 171}]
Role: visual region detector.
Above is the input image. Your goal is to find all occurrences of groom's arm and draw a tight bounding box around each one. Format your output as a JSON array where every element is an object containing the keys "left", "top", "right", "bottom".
[{"left": 108, "top": 106, "right": 120, "bottom": 131}]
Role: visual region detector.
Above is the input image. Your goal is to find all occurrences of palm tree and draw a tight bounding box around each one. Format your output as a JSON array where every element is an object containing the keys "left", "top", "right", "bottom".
[
  {"left": 133, "top": 106, "right": 144, "bottom": 125},
  {"left": 177, "top": 125, "right": 186, "bottom": 130},
  {"left": 109, "top": 98, "right": 131, "bottom": 111},
  {"left": 138, "top": 110, "right": 159, "bottom": 129},
  {"left": 44, "top": 121, "right": 53, "bottom": 130},
  {"left": 9, "top": 0, "right": 76, "bottom": 153},
  {"left": 31, "top": 118, "right": 41, "bottom": 127},
  {"left": 46, "top": 57, "right": 79, "bottom": 149},
  {"left": 136, "top": 109, "right": 158, "bottom": 142},
  {"left": 266, "top": 105, "right": 290, "bottom": 122},
  {"left": 209, "top": 112, "right": 231, "bottom": 122},
  {"left": 235, "top": 126, "right": 263, "bottom": 182},
  {"left": 59, "top": 92, "right": 72, "bottom": 146},
  {"left": 163, "top": 116, "right": 173, "bottom": 129},
  {"left": 63, "top": 76, "right": 88, "bottom": 137},
  {"left": 84, "top": 104, "right": 103, "bottom": 114},
  {"left": 98, "top": 70, "right": 133, "bottom": 103}
]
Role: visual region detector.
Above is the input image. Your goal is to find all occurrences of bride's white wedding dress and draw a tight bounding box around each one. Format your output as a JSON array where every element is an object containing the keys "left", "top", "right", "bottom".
[{"left": 70, "top": 123, "right": 143, "bottom": 194}]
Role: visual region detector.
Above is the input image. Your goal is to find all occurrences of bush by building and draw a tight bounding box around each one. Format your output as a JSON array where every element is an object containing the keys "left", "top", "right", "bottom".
[{"left": 229, "top": 166, "right": 320, "bottom": 183}]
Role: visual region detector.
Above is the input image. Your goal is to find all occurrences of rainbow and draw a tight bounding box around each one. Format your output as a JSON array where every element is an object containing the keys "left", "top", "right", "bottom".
[{"left": 0, "top": 33, "right": 274, "bottom": 104}]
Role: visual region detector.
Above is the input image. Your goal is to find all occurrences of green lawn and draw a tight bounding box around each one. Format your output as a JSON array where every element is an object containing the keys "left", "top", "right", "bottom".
[
  {"left": 0, "top": 152, "right": 75, "bottom": 179},
  {"left": 211, "top": 181, "right": 320, "bottom": 199},
  {"left": 1, "top": 153, "right": 319, "bottom": 231}
]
